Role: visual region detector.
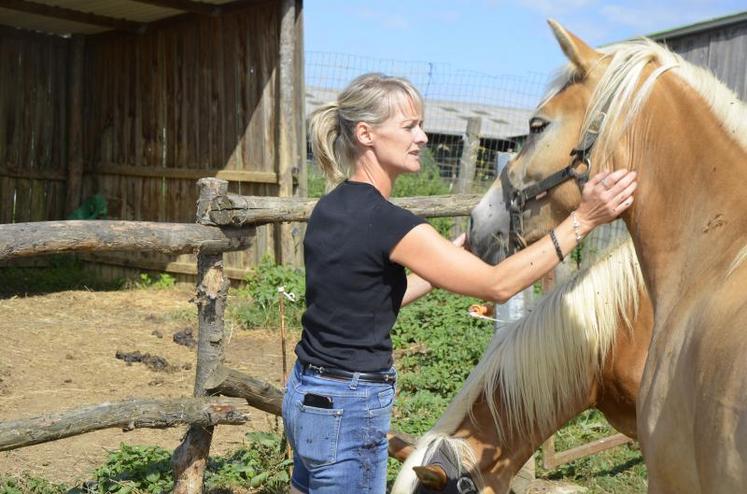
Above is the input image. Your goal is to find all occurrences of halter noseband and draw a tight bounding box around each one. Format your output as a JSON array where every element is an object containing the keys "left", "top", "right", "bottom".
[{"left": 504, "top": 111, "right": 606, "bottom": 251}]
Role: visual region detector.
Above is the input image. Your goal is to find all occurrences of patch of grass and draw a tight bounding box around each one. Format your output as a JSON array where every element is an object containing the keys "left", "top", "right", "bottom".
[
  {"left": 0, "top": 476, "right": 66, "bottom": 494},
  {"left": 538, "top": 410, "right": 646, "bottom": 493},
  {"left": 128, "top": 273, "right": 176, "bottom": 290},
  {"left": 231, "top": 256, "right": 306, "bottom": 331},
  {"left": 0, "top": 434, "right": 293, "bottom": 494},
  {"left": 0, "top": 256, "right": 123, "bottom": 298}
]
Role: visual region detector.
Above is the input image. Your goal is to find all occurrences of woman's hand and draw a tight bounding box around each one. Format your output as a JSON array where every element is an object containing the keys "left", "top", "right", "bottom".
[
  {"left": 575, "top": 169, "right": 637, "bottom": 233},
  {"left": 451, "top": 233, "right": 467, "bottom": 248}
]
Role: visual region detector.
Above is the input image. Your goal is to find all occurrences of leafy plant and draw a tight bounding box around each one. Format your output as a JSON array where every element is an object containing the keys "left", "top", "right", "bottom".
[
  {"left": 231, "top": 256, "right": 306, "bottom": 330},
  {"left": 89, "top": 443, "right": 173, "bottom": 493},
  {"left": 131, "top": 273, "right": 176, "bottom": 290},
  {"left": 0, "top": 476, "right": 66, "bottom": 494}
]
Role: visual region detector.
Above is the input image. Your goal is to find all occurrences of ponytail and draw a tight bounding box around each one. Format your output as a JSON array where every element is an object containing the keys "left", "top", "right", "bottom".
[{"left": 309, "top": 73, "right": 423, "bottom": 187}]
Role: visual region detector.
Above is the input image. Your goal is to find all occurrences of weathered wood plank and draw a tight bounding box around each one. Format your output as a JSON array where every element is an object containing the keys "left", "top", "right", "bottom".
[
  {"left": 65, "top": 35, "right": 85, "bottom": 216},
  {"left": 0, "top": 398, "right": 248, "bottom": 452},
  {"left": 0, "top": 221, "right": 255, "bottom": 260},
  {"left": 203, "top": 192, "right": 481, "bottom": 226},
  {"left": 90, "top": 163, "right": 278, "bottom": 183},
  {"left": 204, "top": 364, "right": 283, "bottom": 416}
]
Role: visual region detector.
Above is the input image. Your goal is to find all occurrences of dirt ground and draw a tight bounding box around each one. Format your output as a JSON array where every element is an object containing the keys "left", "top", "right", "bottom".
[{"left": 0, "top": 286, "right": 296, "bottom": 486}]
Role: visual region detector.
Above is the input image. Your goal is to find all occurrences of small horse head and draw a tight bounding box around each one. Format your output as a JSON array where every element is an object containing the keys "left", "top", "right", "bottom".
[
  {"left": 409, "top": 438, "right": 480, "bottom": 494},
  {"left": 470, "top": 20, "right": 610, "bottom": 261}
]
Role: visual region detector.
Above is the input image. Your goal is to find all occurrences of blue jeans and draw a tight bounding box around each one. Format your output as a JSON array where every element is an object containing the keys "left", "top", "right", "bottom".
[{"left": 282, "top": 361, "right": 396, "bottom": 494}]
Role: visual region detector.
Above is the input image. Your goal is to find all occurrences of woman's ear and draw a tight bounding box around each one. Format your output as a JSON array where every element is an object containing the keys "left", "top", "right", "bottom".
[{"left": 355, "top": 121, "right": 374, "bottom": 147}]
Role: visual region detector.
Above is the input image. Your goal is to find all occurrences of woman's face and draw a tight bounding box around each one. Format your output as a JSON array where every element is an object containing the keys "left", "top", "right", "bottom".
[{"left": 368, "top": 98, "right": 428, "bottom": 176}]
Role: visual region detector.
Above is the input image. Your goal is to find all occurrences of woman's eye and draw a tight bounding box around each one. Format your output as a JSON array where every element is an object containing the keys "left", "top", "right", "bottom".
[{"left": 529, "top": 118, "right": 549, "bottom": 134}]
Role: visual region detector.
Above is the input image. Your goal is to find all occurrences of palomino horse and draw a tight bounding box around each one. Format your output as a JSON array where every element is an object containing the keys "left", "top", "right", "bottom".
[
  {"left": 469, "top": 21, "right": 747, "bottom": 493},
  {"left": 392, "top": 239, "right": 652, "bottom": 493}
]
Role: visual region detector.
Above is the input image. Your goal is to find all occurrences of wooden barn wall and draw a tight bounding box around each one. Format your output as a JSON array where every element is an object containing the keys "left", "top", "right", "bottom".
[
  {"left": 81, "top": 3, "right": 290, "bottom": 279},
  {"left": 662, "top": 21, "right": 747, "bottom": 100},
  {"left": 0, "top": 28, "right": 68, "bottom": 225}
]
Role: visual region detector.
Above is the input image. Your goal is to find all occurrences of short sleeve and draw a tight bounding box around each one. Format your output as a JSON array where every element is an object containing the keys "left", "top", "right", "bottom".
[{"left": 370, "top": 201, "right": 427, "bottom": 257}]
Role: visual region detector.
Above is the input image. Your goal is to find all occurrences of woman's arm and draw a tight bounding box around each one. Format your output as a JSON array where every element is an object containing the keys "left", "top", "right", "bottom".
[
  {"left": 391, "top": 169, "right": 636, "bottom": 303},
  {"left": 401, "top": 233, "right": 466, "bottom": 307}
]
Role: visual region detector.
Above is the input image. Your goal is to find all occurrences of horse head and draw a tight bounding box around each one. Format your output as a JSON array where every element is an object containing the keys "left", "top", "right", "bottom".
[
  {"left": 411, "top": 440, "right": 480, "bottom": 494},
  {"left": 470, "top": 20, "right": 623, "bottom": 261}
]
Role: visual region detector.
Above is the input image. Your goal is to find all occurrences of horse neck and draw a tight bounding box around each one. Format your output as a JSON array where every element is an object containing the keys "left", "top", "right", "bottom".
[
  {"left": 453, "top": 391, "right": 594, "bottom": 493},
  {"left": 620, "top": 72, "right": 747, "bottom": 312}
]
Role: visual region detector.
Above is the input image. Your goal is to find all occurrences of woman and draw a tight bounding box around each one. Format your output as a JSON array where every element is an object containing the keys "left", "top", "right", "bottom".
[{"left": 282, "top": 73, "right": 636, "bottom": 494}]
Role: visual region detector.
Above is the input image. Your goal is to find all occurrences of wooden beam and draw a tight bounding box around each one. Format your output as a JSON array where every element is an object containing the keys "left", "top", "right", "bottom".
[
  {"left": 0, "top": 0, "right": 146, "bottom": 33},
  {"left": 0, "top": 221, "right": 255, "bottom": 260},
  {"left": 0, "top": 165, "right": 66, "bottom": 182},
  {"left": 276, "top": 0, "right": 299, "bottom": 265},
  {"left": 0, "top": 398, "right": 248, "bottom": 452},
  {"left": 129, "top": 0, "right": 220, "bottom": 16},
  {"left": 79, "top": 252, "right": 252, "bottom": 280},
  {"left": 204, "top": 364, "right": 284, "bottom": 415},
  {"left": 92, "top": 163, "right": 278, "bottom": 184},
  {"left": 203, "top": 192, "right": 481, "bottom": 226}
]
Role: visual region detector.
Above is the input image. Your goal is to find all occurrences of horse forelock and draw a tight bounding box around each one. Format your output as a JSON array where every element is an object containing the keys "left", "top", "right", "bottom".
[
  {"left": 391, "top": 433, "right": 482, "bottom": 494},
  {"left": 548, "top": 38, "right": 747, "bottom": 169}
]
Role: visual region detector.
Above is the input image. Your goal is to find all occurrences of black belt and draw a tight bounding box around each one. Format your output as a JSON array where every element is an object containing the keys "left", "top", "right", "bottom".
[{"left": 303, "top": 363, "right": 396, "bottom": 384}]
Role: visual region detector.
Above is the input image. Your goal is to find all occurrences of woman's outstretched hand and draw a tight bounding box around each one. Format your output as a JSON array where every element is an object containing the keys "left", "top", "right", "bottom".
[{"left": 575, "top": 169, "right": 637, "bottom": 232}]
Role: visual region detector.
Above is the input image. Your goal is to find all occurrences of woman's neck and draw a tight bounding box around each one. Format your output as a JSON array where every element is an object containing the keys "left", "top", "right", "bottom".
[{"left": 350, "top": 157, "right": 397, "bottom": 198}]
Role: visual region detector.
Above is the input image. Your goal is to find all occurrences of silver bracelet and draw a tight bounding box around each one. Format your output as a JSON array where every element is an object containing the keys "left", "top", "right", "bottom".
[{"left": 570, "top": 211, "right": 583, "bottom": 243}]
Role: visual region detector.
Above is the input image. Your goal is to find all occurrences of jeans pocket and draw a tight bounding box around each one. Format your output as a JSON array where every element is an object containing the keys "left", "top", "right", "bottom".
[
  {"left": 370, "top": 385, "right": 395, "bottom": 417},
  {"left": 294, "top": 402, "right": 343, "bottom": 469}
]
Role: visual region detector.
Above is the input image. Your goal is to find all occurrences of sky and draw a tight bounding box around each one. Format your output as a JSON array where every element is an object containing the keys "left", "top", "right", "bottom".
[{"left": 305, "top": 1, "right": 745, "bottom": 81}]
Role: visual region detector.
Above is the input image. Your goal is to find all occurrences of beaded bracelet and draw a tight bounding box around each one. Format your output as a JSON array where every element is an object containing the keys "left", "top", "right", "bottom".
[
  {"left": 550, "top": 229, "right": 564, "bottom": 262},
  {"left": 570, "top": 211, "right": 583, "bottom": 243}
]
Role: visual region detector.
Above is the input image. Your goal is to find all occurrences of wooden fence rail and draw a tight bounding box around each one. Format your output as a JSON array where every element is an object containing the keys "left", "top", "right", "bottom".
[
  {"left": 0, "top": 177, "right": 480, "bottom": 493},
  {"left": 0, "top": 177, "right": 631, "bottom": 490}
]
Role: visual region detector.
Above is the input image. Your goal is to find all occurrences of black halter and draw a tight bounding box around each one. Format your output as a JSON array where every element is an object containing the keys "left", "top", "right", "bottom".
[
  {"left": 415, "top": 443, "right": 479, "bottom": 494},
  {"left": 504, "top": 112, "right": 606, "bottom": 251}
]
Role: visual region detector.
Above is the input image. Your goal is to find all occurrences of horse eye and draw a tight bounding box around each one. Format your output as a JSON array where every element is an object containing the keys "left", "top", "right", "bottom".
[{"left": 529, "top": 117, "right": 549, "bottom": 134}]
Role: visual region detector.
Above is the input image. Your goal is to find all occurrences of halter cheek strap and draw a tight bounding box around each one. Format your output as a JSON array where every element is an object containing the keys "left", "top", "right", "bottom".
[{"left": 506, "top": 111, "right": 606, "bottom": 251}]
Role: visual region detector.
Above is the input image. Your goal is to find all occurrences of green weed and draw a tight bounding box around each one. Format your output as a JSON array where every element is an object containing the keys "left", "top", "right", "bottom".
[
  {"left": 130, "top": 273, "right": 176, "bottom": 290},
  {"left": 231, "top": 256, "right": 306, "bottom": 331}
]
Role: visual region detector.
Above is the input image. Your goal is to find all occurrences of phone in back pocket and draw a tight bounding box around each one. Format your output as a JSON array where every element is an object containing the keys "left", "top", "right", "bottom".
[{"left": 303, "top": 393, "right": 333, "bottom": 409}]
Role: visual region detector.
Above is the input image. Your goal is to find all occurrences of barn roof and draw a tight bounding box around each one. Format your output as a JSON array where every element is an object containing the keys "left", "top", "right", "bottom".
[
  {"left": 0, "top": 0, "right": 260, "bottom": 37},
  {"left": 647, "top": 10, "right": 747, "bottom": 40},
  {"left": 305, "top": 86, "right": 533, "bottom": 141}
]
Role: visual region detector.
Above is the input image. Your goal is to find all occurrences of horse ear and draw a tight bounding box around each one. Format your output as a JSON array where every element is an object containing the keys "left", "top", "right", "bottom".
[
  {"left": 547, "top": 19, "right": 601, "bottom": 76},
  {"left": 413, "top": 464, "right": 448, "bottom": 490}
]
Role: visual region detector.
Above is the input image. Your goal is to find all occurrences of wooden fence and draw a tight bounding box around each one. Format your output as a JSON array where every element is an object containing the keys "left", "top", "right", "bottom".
[
  {"left": 0, "top": 178, "right": 479, "bottom": 493},
  {"left": 0, "top": 178, "right": 635, "bottom": 490}
]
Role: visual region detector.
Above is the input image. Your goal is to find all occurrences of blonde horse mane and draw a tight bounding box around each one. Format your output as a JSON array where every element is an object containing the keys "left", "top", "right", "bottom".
[
  {"left": 392, "top": 240, "right": 644, "bottom": 494},
  {"left": 562, "top": 38, "right": 747, "bottom": 169},
  {"left": 431, "top": 238, "right": 644, "bottom": 443}
]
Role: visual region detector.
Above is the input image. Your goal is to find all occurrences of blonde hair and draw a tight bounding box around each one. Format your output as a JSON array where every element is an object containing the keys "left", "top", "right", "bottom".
[{"left": 309, "top": 73, "right": 424, "bottom": 185}]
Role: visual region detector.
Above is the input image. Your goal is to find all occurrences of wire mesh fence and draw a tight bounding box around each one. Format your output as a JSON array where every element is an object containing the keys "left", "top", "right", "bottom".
[
  {"left": 305, "top": 51, "right": 549, "bottom": 192},
  {"left": 305, "top": 51, "right": 629, "bottom": 265}
]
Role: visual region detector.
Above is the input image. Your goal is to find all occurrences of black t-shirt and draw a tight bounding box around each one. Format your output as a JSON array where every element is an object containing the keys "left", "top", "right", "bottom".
[{"left": 295, "top": 180, "right": 426, "bottom": 372}]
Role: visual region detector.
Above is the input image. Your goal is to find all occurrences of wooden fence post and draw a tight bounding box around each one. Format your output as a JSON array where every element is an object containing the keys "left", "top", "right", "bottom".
[
  {"left": 173, "top": 178, "right": 231, "bottom": 494},
  {"left": 276, "top": 0, "right": 301, "bottom": 266},
  {"left": 454, "top": 117, "right": 481, "bottom": 235},
  {"left": 65, "top": 35, "right": 85, "bottom": 216}
]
